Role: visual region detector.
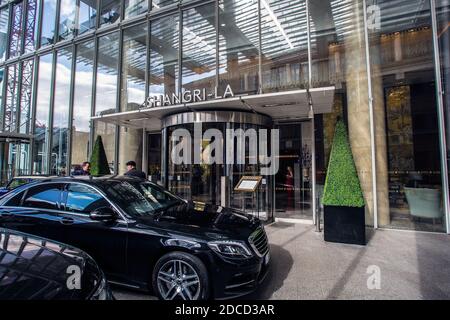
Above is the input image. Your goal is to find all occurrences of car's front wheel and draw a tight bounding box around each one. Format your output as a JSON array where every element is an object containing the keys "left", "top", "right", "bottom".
[{"left": 152, "top": 252, "right": 210, "bottom": 300}]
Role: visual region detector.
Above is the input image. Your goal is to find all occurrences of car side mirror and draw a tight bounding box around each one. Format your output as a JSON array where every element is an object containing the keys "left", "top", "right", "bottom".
[{"left": 90, "top": 207, "right": 116, "bottom": 221}]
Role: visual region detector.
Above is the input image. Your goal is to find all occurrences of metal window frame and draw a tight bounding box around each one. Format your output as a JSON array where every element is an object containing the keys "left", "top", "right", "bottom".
[
  {"left": 430, "top": 0, "right": 450, "bottom": 234},
  {"left": 362, "top": 0, "right": 379, "bottom": 229}
]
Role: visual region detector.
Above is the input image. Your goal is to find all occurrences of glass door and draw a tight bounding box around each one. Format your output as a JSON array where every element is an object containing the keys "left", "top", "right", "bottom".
[{"left": 275, "top": 121, "right": 313, "bottom": 221}]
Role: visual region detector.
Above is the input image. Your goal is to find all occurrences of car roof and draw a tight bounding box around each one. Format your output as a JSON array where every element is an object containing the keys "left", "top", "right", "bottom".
[
  {"left": 12, "top": 175, "right": 58, "bottom": 179},
  {"left": 33, "top": 175, "right": 148, "bottom": 186}
]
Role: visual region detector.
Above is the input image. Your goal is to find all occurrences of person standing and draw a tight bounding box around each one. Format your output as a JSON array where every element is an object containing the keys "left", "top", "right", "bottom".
[
  {"left": 72, "top": 162, "right": 91, "bottom": 176},
  {"left": 124, "top": 161, "right": 146, "bottom": 179}
]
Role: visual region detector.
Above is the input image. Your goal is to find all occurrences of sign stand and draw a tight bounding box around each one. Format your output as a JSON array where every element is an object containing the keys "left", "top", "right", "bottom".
[{"left": 234, "top": 176, "right": 263, "bottom": 219}]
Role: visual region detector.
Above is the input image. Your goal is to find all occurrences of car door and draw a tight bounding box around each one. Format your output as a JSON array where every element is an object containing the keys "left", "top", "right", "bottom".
[
  {"left": 59, "top": 183, "right": 128, "bottom": 281},
  {"left": 0, "top": 183, "right": 66, "bottom": 242}
]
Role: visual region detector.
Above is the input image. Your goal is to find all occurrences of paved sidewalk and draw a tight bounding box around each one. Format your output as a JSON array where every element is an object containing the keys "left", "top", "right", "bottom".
[{"left": 113, "top": 222, "right": 450, "bottom": 300}]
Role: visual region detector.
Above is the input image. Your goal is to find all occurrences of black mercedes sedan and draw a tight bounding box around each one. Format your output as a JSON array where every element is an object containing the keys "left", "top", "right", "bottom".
[
  {"left": 0, "top": 176, "right": 270, "bottom": 300},
  {"left": 0, "top": 228, "right": 113, "bottom": 300}
]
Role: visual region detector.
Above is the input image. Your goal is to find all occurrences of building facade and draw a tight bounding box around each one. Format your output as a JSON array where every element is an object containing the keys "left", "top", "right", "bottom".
[{"left": 0, "top": 0, "right": 449, "bottom": 234}]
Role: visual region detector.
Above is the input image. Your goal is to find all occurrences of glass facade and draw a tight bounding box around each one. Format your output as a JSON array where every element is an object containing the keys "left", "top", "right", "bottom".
[
  {"left": 32, "top": 54, "right": 53, "bottom": 174},
  {"left": 0, "top": 0, "right": 449, "bottom": 234}
]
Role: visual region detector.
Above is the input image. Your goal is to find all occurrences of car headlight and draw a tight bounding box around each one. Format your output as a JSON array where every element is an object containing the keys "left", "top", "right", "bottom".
[
  {"left": 90, "top": 277, "right": 110, "bottom": 300},
  {"left": 207, "top": 240, "right": 253, "bottom": 259}
]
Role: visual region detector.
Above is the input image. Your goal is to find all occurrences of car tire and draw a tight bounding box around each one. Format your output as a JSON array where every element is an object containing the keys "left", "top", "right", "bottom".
[{"left": 152, "top": 251, "right": 210, "bottom": 300}]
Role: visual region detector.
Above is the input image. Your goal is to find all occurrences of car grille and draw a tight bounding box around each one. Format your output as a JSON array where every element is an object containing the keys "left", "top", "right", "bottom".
[{"left": 248, "top": 227, "right": 269, "bottom": 257}]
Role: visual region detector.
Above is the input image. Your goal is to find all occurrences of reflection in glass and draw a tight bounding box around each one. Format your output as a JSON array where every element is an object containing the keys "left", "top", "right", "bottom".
[
  {"left": 124, "top": 0, "right": 147, "bottom": 19},
  {"left": 261, "top": 0, "right": 308, "bottom": 92},
  {"left": 218, "top": 0, "right": 259, "bottom": 95},
  {"left": 100, "top": 0, "right": 121, "bottom": 26},
  {"left": 152, "top": 0, "right": 177, "bottom": 10},
  {"left": 33, "top": 54, "right": 53, "bottom": 174},
  {"left": 0, "top": 8, "right": 9, "bottom": 62},
  {"left": 24, "top": 0, "right": 40, "bottom": 53},
  {"left": 182, "top": 3, "right": 216, "bottom": 97},
  {"left": 95, "top": 32, "right": 119, "bottom": 115},
  {"left": 149, "top": 15, "right": 179, "bottom": 99},
  {"left": 78, "top": 0, "right": 97, "bottom": 34},
  {"left": 58, "top": 0, "right": 76, "bottom": 41},
  {"left": 41, "top": 0, "right": 57, "bottom": 46},
  {"left": 437, "top": 0, "right": 450, "bottom": 232},
  {"left": 167, "top": 122, "right": 272, "bottom": 222},
  {"left": 4, "top": 64, "right": 19, "bottom": 132},
  {"left": 72, "top": 40, "right": 94, "bottom": 168},
  {"left": 9, "top": 2, "right": 23, "bottom": 58},
  {"left": 51, "top": 49, "right": 72, "bottom": 176},
  {"left": 367, "top": 0, "right": 444, "bottom": 232},
  {"left": 19, "top": 59, "right": 34, "bottom": 134},
  {"left": 121, "top": 23, "right": 147, "bottom": 111}
]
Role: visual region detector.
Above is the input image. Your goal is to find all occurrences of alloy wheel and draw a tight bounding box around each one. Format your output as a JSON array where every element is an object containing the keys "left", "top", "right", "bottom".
[{"left": 156, "top": 259, "right": 201, "bottom": 300}]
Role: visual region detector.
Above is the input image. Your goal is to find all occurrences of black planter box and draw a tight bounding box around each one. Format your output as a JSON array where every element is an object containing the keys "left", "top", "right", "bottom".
[{"left": 324, "top": 205, "right": 366, "bottom": 245}]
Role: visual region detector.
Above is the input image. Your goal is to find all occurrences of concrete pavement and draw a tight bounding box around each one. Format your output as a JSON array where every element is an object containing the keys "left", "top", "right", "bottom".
[{"left": 113, "top": 222, "right": 450, "bottom": 300}]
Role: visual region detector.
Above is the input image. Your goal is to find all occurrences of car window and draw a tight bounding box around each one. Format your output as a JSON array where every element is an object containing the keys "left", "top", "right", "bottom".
[
  {"left": 101, "top": 181, "right": 183, "bottom": 217},
  {"left": 22, "top": 184, "right": 64, "bottom": 210},
  {"left": 65, "top": 184, "right": 110, "bottom": 214},
  {"left": 7, "top": 178, "right": 30, "bottom": 190},
  {"left": 4, "top": 190, "right": 26, "bottom": 206}
]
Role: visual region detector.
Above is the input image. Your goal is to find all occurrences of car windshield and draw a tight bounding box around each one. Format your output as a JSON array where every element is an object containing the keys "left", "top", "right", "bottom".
[{"left": 100, "top": 180, "right": 184, "bottom": 217}]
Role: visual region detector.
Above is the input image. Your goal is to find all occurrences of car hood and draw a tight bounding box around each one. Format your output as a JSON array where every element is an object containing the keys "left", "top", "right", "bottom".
[
  {"left": 0, "top": 228, "right": 103, "bottom": 300},
  {"left": 134, "top": 201, "right": 261, "bottom": 241}
]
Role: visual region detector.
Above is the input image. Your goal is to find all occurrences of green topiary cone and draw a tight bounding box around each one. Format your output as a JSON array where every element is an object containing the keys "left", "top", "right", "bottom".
[
  {"left": 322, "top": 120, "right": 365, "bottom": 207},
  {"left": 89, "top": 136, "right": 111, "bottom": 176}
]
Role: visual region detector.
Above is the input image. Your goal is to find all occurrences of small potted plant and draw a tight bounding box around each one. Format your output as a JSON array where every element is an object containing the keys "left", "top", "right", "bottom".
[{"left": 322, "top": 120, "right": 366, "bottom": 245}]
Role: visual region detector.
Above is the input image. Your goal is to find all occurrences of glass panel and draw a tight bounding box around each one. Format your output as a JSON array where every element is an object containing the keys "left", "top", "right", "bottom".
[
  {"left": 100, "top": 0, "right": 121, "bottom": 26},
  {"left": 121, "top": 23, "right": 147, "bottom": 112},
  {"left": 51, "top": 48, "right": 72, "bottom": 176},
  {"left": 261, "top": 0, "right": 309, "bottom": 92},
  {"left": 167, "top": 123, "right": 224, "bottom": 206},
  {"left": 41, "top": 0, "right": 57, "bottom": 46},
  {"left": 0, "top": 67, "right": 4, "bottom": 128},
  {"left": 149, "top": 14, "right": 179, "bottom": 100},
  {"left": 23, "top": 184, "right": 62, "bottom": 210},
  {"left": 124, "top": 0, "right": 147, "bottom": 19},
  {"left": 66, "top": 184, "right": 109, "bottom": 214},
  {"left": 309, "top": 1, "right": 371, "bottom": 226},
  {"left": 275, "top": 122, "right": 313, "bottom": 220},
  {"left": 437, "top": 0, "right": 450, "bottom": 231},
  {"left": 4, "top": 64, "right": 19, "bottom": 132},
  {"left": 58, "top": 0, "right": 77, "bottom": 41},
  {"left": 0, "top": 8, "right": 9, "bottom": 62},
  {"left": 218, "top": 0, "right": 260, "bottom": 95},
  {"left": 95, "top": 31, "right": 119, "bottom": 115},
  {"left": 148, "top": 134, "right": 161, "bottom": 184},
  {"left": 78, "top": 0, "right": 97, "bottom": 34},
  {"left": 367, "top": 0, "right": 444, "bottom": 232},
  {"left": 32, "top": 54, "right": 53, "bottom": 175},
  {"left": 182, "top": 3, "right": 216, "bottom": 98},
  {"left": 24, "top": 0, "right": 40, "bottom": 53},
  {"left": 71, "top": 40, "right": 94, "bottom": 170},
  {"left": 19, "top": 59, "right": 34, "bottom": 134},
  {"left": 152, "top": 0, "right": 177, "bottom": 10},
  {"left": 9, "top": 1, "right": 24, "bottom": 58},
  {"left": 166, "top": 122, "right": 273, "bottom": 222}
]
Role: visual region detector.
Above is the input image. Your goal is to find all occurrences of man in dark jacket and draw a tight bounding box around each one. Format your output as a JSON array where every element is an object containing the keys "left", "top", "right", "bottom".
[{"left": 124, "top": 161, "right": 146, "bottom": 179}]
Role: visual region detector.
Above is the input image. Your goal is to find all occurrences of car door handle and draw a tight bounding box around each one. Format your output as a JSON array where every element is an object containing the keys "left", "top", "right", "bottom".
[{"left": 60, "top": 217, "right": 74, "bottom": 225}]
